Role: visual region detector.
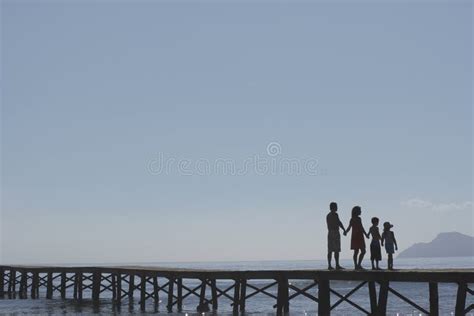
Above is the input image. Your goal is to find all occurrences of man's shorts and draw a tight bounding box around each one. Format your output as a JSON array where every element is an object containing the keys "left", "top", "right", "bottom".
[{"left": 328, "top": 229, "right": 341, "bottom": 252}]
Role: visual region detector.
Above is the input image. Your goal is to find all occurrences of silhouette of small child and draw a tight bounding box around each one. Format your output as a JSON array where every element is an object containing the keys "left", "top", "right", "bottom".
[
  {"left": 381, "top": 222, "right": 398, "bottom": 270},
  {"left": 368, "top": 217, "right": 382, "bottom": 270}
]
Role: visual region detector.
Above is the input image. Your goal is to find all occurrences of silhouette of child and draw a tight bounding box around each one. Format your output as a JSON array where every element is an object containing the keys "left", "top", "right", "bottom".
[
  {"left": 344, "top": 206, "right": 369, "bottom": 270},
  {"left": 381, "top": 222, "right": 398, "bottom": 270},
  {"left": 368, "top": 217, "right": 382, "bottom": 270}
]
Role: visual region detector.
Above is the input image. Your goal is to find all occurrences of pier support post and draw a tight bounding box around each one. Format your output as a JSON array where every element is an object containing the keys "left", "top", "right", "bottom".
[
  {"left": 92, "top": 271, "right": 101, "bottom": 302},
  {"left": 112, "top": 274, "right": 116, "bottom": 301},
  {"left": 74, "top": 272, "right": 83, "bottom": 300},
  {"left": 0, "top": 268, "right": 4, "bottom": 298},
  {"left": 240, "top": 278, "right": 247, "bottom": 312},
  {"left": 198, "top": 278, "right": 209, "bottom": 312},
  {"left": 19, "top": 270, "right": 27, "bottom": 299},
  {"left": 318, "top": 278, "right": 330, "bottom": 316},
  {"left": 368, "top": 281, "right": 377, "bottom": 314},
  {"left": 78, "top": 273, "right": 83, "bottom": 300},
  {"left": 73, "top": 273, "right": 78, "bottom": 299},
  {"left": 377, "top": 281, "right": 389, "bottom": 315},
  {"left": 116, "top": 274, "right": 122, "bottom": 304},
  {"left": 211, "top": 279, "right": 218, "bottom": 310},
  {"left": 128, "top": 274, "right": 135, "bottom": 300},
  {"left": 18, "top": 271, "right": 23, "bottom": 299},
  {"left": 177, "top": 278, "right": 183, "bottom": 311},
  {"left": 8, "top": 269, "right": 16, "bottom": 298},
  {"left": 429, "top": 282, "right": 439, "bottom": 316},
  {"left": 31, "top": 272, "right": 39, "bottom": 299},
  {"left": 153, "top": 276, "right": 159, "bottom": 307},
  {"left": 233, "top": 279, "right": 240, "bottom": 315},
  {"left": 277, "top": 278, "right": 282, "bottom": 315},
  {"left": 277, "top": 276, "right": 289, "bottom": 314},
  {"left": 455, "top": 282, "right": 467, "bottom": 316},
  {"left": 140, "top": 274, "right": 146, "bottom": 311},
  {"left": 46, "top": 272, "right": 53, "bottom": 299},
  {"left": 61, "top": 272, "right": 66, "bottom": 299},
  {"left": 22, "top": 271, "right": 28, "bottom": 298},
  {"left": 167, "top": 277, "right": 174, "bottom": 311}
]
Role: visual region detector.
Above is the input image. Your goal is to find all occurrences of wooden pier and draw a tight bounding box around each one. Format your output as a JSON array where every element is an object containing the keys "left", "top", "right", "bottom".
[{"left": 1, "top": 265, "right": 473, "bottom": 315}]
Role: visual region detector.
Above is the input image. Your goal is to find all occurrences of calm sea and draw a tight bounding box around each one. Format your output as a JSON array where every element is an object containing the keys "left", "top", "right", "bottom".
[{"left": 1, "top": 257, "right": 473, "bottom": 315}]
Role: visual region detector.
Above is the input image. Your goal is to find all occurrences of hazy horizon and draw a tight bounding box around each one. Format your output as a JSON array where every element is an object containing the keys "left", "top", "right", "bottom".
[{"left": 1, "top": 1, "right": 472, "bottom": 264}]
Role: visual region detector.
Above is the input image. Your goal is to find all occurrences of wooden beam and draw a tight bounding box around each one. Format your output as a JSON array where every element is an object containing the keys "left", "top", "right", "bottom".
[
  {"left": 111, "top": 274, "right": 116, "bottom": 301},
  {"left": 246, "top": 281, "right": 278, "bottom": 300},
  {"left": 73, "top": 273, "right": 78, "bottom": 299},
  {"left": 167, "top": 277, "right": 174, "bottom": 311},
  {"left": 240, "top": 278, "right": 247, "bottom": 312},
  {"left": 61, "top": 272, "right": 66, "bottom": 299},
  {"left": 78, "top": 272, "right": 83, "bottom": 300},
  {"left": 116, "top": 273, "right": 122, "bottom": 304},
  {"left": 455, "top": 282, "right": 467, "bottom": 316},
  {"left": 153, "top": 276, "right": 159, "bottom": 307},
  {"left": 210, "top": 279, "right": 218, "bottom": 310},
  {"left": 31, "top": 272, "right": 39, "bottom": 299},
  {"left": 0, "top": 268, "right": 4, "bottom": 298},
  {"left": 0, "top": 267, "right": 6, "bottom": 298},
  {"left": 177, "top": 278, "right": 183, "bottom": 311},
  {"left": 276, "top": 280, "right": 282, "bottom": 316},
  {"left": 377, "top": 281, "right": 389, "bottom": 315},
  {"left": 18, "top": 271, "right": 23, "bottom": 299},
  {"left": 9, "top": 269, "right": 16, "bottom": 298},
  {"left": 330, "top": 281, "right": 369, "bottom": 313},
  {"left": 19, "top": 271, "right": 27, "bottom": 299},
  {"left": 387, "top": 286, "right": 429, "bottom": 315},
  {"left": 92, "top": 271, "right": 101, "bottom": 302},
  {"left": 233, "top": 279, "right": 240, "bottom": 315},
  {"left": 198, "top": 278, "right": 209, "bottom": 312},
  {"left": 465, "top": 304, "right": 474, "bottom": 313},
  {"left": 277, "top": 276, "right": 289, "bottom": 314},
  {"left": 46, "top": 272, "right": 53, "bottom": 299},
  {"left": 429, "top": 282, "right": 439, "bottom": 316},
  {"left": 140, "top": 274, "right": 146, "bottom": 311},
  {"left": 318, "top": 279, "right": 330, "bottom": 316},
  {"left": 288, "top": 281, "right": 319, "bottom": 302},
  {"left": 368, "top": 281, "right": 377, "bottom": 314},
  {"left": 128, "top": 274, "right": 135, "bottom": 300}
]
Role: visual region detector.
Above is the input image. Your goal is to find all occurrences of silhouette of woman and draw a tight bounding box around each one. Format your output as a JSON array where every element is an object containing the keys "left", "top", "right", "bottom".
[{"left": 345, "top": 206, "right": 369, "bottom": 270}]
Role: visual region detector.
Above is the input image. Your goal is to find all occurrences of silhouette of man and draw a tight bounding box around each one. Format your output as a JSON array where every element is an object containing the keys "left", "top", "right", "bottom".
[{"left": 326, "top": 202, "right": 346, "bottom": 270}]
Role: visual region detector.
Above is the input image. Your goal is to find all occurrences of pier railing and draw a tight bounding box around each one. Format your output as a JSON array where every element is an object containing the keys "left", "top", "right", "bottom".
[{"left": 1, "top": 265, "right": 473, "bottom": 315}]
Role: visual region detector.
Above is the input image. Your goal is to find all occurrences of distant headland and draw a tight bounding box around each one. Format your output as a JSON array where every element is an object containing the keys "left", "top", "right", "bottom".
[{"left": 398, "top": 232, "right": 474, "bottom": 258}]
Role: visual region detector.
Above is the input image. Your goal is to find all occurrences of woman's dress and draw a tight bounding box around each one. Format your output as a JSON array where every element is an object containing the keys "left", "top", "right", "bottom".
[{"left": 350, "top": 217, "right": 365, "bottom": 250}]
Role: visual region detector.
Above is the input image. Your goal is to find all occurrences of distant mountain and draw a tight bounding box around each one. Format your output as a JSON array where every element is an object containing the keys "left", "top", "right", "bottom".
[{"left": 398, "top": 232, "right": 474, "bottom": 258}]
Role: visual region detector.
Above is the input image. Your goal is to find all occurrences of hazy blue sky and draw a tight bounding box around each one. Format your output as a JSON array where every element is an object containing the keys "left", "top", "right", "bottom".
[{"left": 1, "top": 1, "right": 472, "bottom": 264}]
